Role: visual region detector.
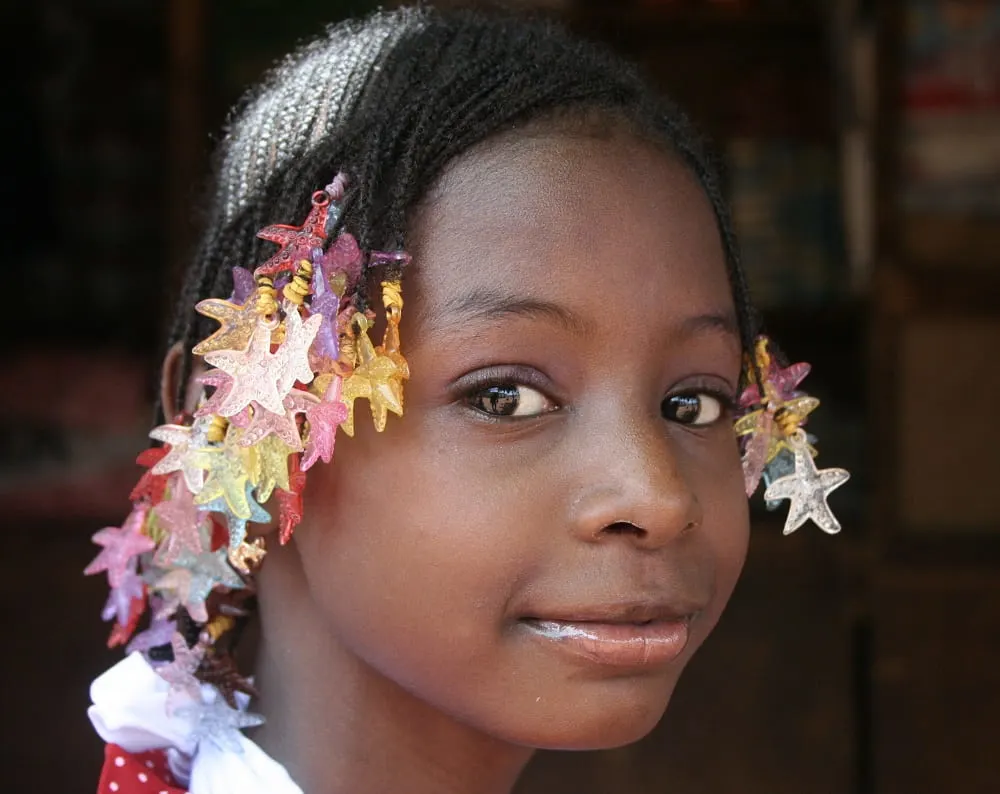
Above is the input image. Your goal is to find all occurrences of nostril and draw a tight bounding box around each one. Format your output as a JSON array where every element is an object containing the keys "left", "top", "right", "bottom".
[{"left": 602, "top": 521, "right": 646, "bottom": 537}]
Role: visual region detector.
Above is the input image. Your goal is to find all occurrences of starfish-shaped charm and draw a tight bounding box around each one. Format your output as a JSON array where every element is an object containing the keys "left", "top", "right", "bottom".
[
  {"left": 252, "top": 435, "right": 293, "bottom": 502},
  {"left": 178, "top": 691, "right": 266, "bottom": 753},
  {"left": 199, "top": 483, "right": 271, "bottom": 552},
  {"left": 204, "top": 321, "right": 286, "bottom": 416},
  {"left": 155, "top": 632, "right": 205, "bottom": 707},
  {"left": 230, "top": 266, "right": 255, "bottom": 304},
  {"left": 238, "top": 390, "right": 314, "bottom": 451},
  {"left": 276, "top": 462, "right": 306, "bottom": 545},
  {"left": 228, "top": 538, "right": 267, "bottom": 575},
  {"left": 153, "top": 480, "right": 211, "bottom": 564},
  {"left": 191, "top": 435, "right": 255, "bottom": 520},
  {"left": 197, "top": 652, "right": 260, "bottom": 707},
  {"left": 152, "top": 549, "right": 245, "bottom": 623},
  {"left": 126, "top": 616, "right": 177, "bottom": 655},
  {"left": 739, "top": 360, "right": 811, "bottom": 409},
  {"left": 735, "top": 395, "right": 819, "bottom": 497},
  {"left": 101, "top": 558, "right": 146, "bottom": 626},
  {"left": 275, "top": 308, "right": 322, "bottom": 394},
  {"left": 256, "top": 198, "right": 330, "bottom": 276},
  {"left": 192, "top": 295, "right": 262, "bottom": 357},
  {"left": 149, "top": 423, "right": 207, "bottom": 495},
  {"left": 301, "top": 376, "right": 348, "bottom": 470},
  {"left": 763, "top": 438, "right": 850, "bottom": 535},
  {"left": 340, "top": 318, "right": 407, "bottom": 435},
  {"left": 85, "top": 506, "right": 155, "bottom": 587},
  {"left": 130, "top": 446, "right": 171, "bottom": 504}
]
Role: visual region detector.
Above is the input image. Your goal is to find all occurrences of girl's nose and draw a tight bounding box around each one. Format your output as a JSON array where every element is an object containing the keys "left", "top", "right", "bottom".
[{"left": 567, "top": 414, "right": 702, "bottom": 550}]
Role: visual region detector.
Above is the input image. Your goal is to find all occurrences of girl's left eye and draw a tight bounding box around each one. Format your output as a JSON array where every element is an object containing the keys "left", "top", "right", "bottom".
[
  {"left": 466, "top": 383, "right": 555, "bottom": 418},
  {"left": 661, "top": 392, "right": 731, "bottom": 426}
]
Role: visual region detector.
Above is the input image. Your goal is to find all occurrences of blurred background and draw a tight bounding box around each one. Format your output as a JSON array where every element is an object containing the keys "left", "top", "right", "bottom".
[{"left": 1, "top": 0, "right": 997, "bottom": 791}]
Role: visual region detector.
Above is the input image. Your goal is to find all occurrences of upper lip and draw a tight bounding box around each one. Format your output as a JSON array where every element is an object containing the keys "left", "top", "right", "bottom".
[{"left": 522, "top": 600, "right": 702, "bottom": 625}]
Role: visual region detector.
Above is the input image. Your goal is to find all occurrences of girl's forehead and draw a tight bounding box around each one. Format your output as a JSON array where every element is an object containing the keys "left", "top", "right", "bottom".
[{"left": 407, "top": 132, "right": 734, "bottom": 336}]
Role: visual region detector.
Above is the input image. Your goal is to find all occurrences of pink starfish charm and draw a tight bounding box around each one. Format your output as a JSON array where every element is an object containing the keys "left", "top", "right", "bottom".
[
  {"left": 302, "top": 377, "right": 349, "bottom": 471},
  {"left": 153, "top": 479, "right": 211, "bottom": 564},
  {"left": 204, "top": 321, "right": 285, "bottom": 416},
  {"left": 85, "top": 506, "right": 155, "bottom": 587}
]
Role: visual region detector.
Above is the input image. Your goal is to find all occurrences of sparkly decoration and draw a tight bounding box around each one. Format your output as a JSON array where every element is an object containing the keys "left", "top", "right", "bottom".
[
  {"left": 85, "top": 506, "right": 155, "bottom": 588},
  {"left": 179, "top": 692, "right": 265, "bottom": 753},
  {"left": 763, "top": 432, "right": 850, "bottom": 535},
  {"left": 228, "top": 538, "right": 267, "bottom": 576},
  {"left": 340, "top": 314, "right": 407, "bottom": 435},
  {"left": 152, "top": 549, "right": 245, "bottom": 623},
  {"left": 197, "top": 653, "right": 260, "bottom": 707},
  {"left": 230, "top": 266, "right": 255, "bottom": 304},
  {"left": 149, "top": 424, "right": 207, "bottom": 495},
  {"left": 130, "top": 447, "right": 171, "bottom": 504},
  {"left": 276, "top": 460, "right": 306, "bottom": 545},
  {"left": 204, "top": 321, "right": 285, "bottom": 417},
  {"left": 199, "top": 483, "right": 271, "bottom": 551},
  {"left": 192, "top": 295, "right": 261, "bottom": 357},
  {"left": 192, "top": 434, "right": 255, "bottom": 519},
  {"left": 275, "top": 307, "right": 322, "bottom": 394},
  {"left": 126, "top": 617, "right": 178, "bottom": 655},
  {"left": 256, "top": 192, "right": 331, "bottom": 276},
  {"left": 101, "top": 560, "right": 146, "bottom": 629},
  {"left": 153, "top": 481, "right": 211, "bottom": 564},
  {"left": 86, "top": 173, "right": 417, "bottom": 762},
  {"left": 301, "top": 376, "right": 348, "bottom": 471},
  {"left": 252, "top": 435, "right": 293, "bottom": 503},
  {"left": 155, "top": 633, "right": 205, "bottom": 705}
]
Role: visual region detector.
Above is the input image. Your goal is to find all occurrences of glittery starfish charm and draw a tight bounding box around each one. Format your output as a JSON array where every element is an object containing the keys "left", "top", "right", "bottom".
[
  {"left": 153, "top": 480, "right": 211, "bottom": 564},
  {"left": 101, "top": 559, "right": 146, "bottom": 626},
  {"left": 275, "top": 307, "right": 322, "bottom": 393},
  {"left": 197, "top": 652, "right": 260, "bottom": 707},
  {"left": 126, "top": 616, "right": 177, "bottom": 654},
  {"left": 276, "top": 463, "right": 306, "bottom": 545},
  {"left": 152, "top": 549, "right": 246, "bottom": 623},
  {"left": 192, "top": 295, "right": 261, "bottom": 356},
  {"left": 204, "top": 321, "right": 285, "bottom": 416},
  {"left": 340, "top": 318, "right": 406, "bottom": 435},
  {"left": 256, "top": 198, "right": 330, "bottom": 276},
  {"left": 191, "top": 435, "right": 255, "bottom": 520},
  {"left": 85, "top": 506, "right": 155, "bottom": 587},
  {"left": 238, "top": 390, "right": 314, "bottom": 451},
  {"left": 179, "top": 692, "right": 266, "bottom": 753},
  {"left": 301, "top": 376, "right": 348, "bottom": 470},
  {"left": 199, "top": 483, "right": 271, "bottom": 551},
  {"left": 763, "top": 435, "right": 850, "bottom": 535},
  {"left": 149, "top": 423, "right": 207, "bottom": 495},
  {"left": 155, "top": 633, "right": 206, "bottom": 707},
  {"left": 228, "top": 538, "right": 267, "bottom": 575},
  {"left": 252, "top": 435, "right": 293, "bottom": 502},
  {"left": 735, "top": 395, "right": 819, "bottom": 497},
  {"left": 739, "top": 361, "right": 811, "bottom": 408}
]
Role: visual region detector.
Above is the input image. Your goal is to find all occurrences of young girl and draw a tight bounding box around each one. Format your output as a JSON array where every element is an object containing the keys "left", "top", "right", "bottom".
[{"left": 84, "top": 7, "right": 848, "bottom": 793}]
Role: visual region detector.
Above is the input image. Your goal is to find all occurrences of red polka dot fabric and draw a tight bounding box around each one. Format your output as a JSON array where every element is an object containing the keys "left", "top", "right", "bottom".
[{"left": 97, "top": 743, "right": 187, "bottom": 794}]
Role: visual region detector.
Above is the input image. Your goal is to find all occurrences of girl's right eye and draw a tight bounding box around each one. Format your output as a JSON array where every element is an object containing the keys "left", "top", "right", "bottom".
[{"left": 465, "top": 383, "right": 556, "bottom": 418}]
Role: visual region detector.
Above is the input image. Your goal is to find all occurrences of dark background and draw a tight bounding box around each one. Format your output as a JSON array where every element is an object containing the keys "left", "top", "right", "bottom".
[{"left": 2, "top": 0, "right": 998, "bottom": 791}]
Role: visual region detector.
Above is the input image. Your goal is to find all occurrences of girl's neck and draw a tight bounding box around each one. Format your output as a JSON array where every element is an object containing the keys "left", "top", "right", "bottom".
[{"left": 251, "top": 547, "right": 534, "bottom": 794}]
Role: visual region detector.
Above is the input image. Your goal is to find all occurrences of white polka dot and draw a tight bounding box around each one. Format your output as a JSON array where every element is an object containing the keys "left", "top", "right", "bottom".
[
  {"left": 138, "top": 772, "right": 148, "bottom": 782},
  {"left": 160, "top": 791, "right": 170, "bottom": 794},
  {"left": 145, "top": 760, "right": 155, "bottom": 769},
  {"left": 109, "top": 784, "right": 119, "bottom": 793},
  {"left": 114, "top": 756, "right": 126, "bottom": 767}
]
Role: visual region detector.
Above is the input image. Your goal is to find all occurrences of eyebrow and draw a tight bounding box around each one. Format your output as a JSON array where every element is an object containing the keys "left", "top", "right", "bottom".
[
  {"left": 434, "top": 287, "right": 592, "bottom": 335},
  {"left": 675, "top": 311, "right": 741, "bottom": 343}
]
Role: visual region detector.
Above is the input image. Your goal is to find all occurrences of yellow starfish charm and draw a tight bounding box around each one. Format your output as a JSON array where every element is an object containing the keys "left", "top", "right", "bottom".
[
  {"left": 192, "top": 296, "right": 262, "bottom": 356},
  {"left": 252, "top": 435, "right": 293, "bottom": 502},
  {"left": 340, "top": 314, "right": 408, "bottom": 435},
  {"left": 191, "top": 429, "right": 258, "bottom": 520}
]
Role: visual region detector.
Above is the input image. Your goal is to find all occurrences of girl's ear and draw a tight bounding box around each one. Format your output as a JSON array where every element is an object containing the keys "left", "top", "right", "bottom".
[{"left": 160, "top": 342, "right": 207, "bottom": 420}]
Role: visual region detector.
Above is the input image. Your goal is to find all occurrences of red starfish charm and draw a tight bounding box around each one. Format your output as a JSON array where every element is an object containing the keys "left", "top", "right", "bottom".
[{"left": 255, "top": 192, "right": 330, "bottom": 276}]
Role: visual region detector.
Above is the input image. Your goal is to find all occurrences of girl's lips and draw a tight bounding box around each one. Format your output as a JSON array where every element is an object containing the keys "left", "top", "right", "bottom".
[{"left": 520, "top": 617, "right": 691, "bottom": 668}]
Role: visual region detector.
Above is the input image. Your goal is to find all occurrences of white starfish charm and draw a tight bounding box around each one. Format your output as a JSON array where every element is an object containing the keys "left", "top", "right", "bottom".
[
  {"left": 763, "top": 435, "right": 850, "bottom": 536},
  {"left": 204, "top": 321, "right": 285, "bottom": 416}
]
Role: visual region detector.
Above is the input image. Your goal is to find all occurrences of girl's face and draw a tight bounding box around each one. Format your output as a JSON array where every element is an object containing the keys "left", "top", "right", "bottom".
[{"left": 289, "top": 130, "right": 749, "bottom": 750}]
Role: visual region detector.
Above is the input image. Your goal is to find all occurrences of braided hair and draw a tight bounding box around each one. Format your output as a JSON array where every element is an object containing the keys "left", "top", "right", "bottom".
[{"left": 167, "top": 5, "right": 758, "bottom": 409}]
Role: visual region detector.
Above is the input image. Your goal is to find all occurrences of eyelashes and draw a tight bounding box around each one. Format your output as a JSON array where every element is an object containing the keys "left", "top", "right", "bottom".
[{"left": 455, "top": 367, "right": 736, "bottom": 426}]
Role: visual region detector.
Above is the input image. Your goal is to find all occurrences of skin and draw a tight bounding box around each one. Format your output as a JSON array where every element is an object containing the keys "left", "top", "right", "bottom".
[{"left": 250, "top": 129, "right": 750, "bottom": 794}]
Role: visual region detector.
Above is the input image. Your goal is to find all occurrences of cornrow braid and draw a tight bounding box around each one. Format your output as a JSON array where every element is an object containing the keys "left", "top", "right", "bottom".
[{"left": 166, "top": 5, "right": 759, "bottom": 413}]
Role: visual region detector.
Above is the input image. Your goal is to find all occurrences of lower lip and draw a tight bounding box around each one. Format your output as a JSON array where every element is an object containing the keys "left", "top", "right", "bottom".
[{"left": 521, "top": 618, "right": 691, "bottom": 668}]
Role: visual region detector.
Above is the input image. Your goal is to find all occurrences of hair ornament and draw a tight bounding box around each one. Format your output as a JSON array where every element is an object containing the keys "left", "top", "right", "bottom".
[
  {"left": 736, "top": 336, "right": 849, "bottom": 535},
  {"left": 84, "top": 173, "right": 410, "bottom": 763}
]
